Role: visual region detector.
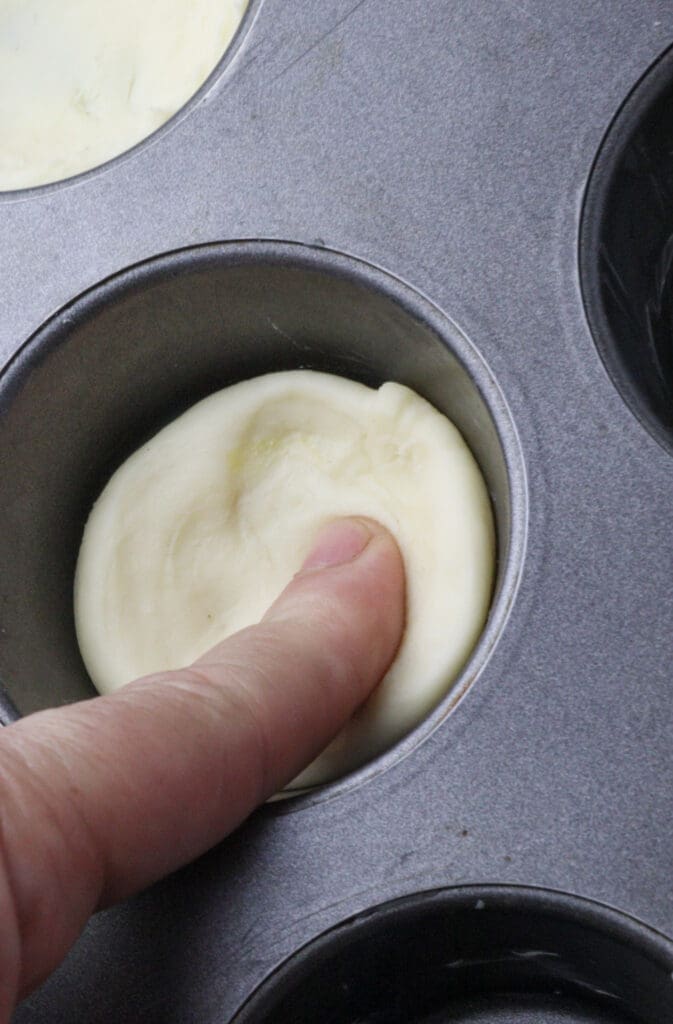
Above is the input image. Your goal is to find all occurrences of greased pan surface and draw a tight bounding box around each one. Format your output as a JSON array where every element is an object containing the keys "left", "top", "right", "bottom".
[{"left": 2, "top": 2, "right": 673, "bottom": 1022}]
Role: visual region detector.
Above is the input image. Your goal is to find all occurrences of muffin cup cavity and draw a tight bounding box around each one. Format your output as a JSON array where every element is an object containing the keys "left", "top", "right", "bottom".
[
  {"left": 581, "top": 45, "right": 673, "bottom": 455},
  {"left": 232, "top": 886, "right": 673, "bottom": 1023},
  {"left": 0, "top": 240, "right": 526, "bottom": 793}
]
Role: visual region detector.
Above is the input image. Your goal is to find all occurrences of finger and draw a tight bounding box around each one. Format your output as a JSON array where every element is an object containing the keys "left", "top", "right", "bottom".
[{"left": 0, "top": 518, "right": 405, "bottom": 1011}]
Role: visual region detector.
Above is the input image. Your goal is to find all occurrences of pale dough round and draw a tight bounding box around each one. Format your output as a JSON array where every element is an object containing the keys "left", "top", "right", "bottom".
[
  {"left": 75, "top": 371, "right": 495, "bottom": 788},
  {"left": 0, "top": 0, "right": 247, "bottom": 190}
]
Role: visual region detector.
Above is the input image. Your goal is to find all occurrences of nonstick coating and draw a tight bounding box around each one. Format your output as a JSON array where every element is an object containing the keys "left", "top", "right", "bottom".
[{"left": 3, "top": 3, "right": 673, "bottom": 1022}]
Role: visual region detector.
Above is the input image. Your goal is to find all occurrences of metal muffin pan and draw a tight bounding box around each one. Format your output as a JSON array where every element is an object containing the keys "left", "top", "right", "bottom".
[{"left": 2, "top": 2, "right": 673, "bottom": 1021}]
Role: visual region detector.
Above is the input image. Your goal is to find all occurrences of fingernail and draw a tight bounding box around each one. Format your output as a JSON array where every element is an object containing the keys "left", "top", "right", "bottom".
[{"left": 300, "top": 518, "right": 373, "bottom": 573}]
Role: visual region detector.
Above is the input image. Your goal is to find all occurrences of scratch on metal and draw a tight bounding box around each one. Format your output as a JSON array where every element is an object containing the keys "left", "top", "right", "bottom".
[{"left": 270, "top": 0, "right": 370, "bottom": 84}]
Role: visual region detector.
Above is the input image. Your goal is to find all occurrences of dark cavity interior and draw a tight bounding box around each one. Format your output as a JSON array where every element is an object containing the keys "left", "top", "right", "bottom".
[
  {"left": 581, "top": 45, "right": 673, "bottom": 455},
  {"left": 231, "top": 887, "right": 673, "bottom": 1024}
]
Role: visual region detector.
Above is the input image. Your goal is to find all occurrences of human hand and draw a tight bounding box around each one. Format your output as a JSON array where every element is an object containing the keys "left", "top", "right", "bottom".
[{"left": 0, "top": 518, "right": 405, "bottom": 1019}]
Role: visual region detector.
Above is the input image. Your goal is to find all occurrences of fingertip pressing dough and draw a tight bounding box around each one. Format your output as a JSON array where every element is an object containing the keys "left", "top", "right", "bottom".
[
  {"left": 0, "top": 0, "right": 248, "bottom": 190},
  {"left": 75, "top": 371, "right": 495, "bottom": 788}
]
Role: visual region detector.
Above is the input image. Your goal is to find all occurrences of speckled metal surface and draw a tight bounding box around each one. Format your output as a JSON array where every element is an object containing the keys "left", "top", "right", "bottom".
[{"left": 5, "top": 1, "right": 673, "bottom": 1020}]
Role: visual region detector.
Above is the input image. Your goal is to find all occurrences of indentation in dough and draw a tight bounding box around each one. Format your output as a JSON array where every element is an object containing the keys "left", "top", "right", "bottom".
[{"left": 75, "top": 371, "right": 496, "bottom": 788}]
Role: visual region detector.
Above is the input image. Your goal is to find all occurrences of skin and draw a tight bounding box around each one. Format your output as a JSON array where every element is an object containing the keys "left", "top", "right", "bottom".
[{"left": 0, "top": 518, "right": 405, "bottom": 1020}]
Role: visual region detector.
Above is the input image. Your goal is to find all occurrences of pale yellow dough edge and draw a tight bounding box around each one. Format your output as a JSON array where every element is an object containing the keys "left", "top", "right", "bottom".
[{"left": 75, "top": 371, "right": 495, "bottom": 788}]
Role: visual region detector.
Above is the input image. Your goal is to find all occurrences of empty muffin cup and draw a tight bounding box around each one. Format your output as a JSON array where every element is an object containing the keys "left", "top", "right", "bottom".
[
  {"left": 581, "top": 44, "right": 673, "bottom": 456},
  {"left": 0, "top": 240, "right": 526, "bottom": 790},
  {"left": 231, "top": 885, "right": 673, "bottom": 1023}
]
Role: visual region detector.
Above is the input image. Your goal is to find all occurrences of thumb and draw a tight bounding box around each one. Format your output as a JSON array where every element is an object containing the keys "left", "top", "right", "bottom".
[{"left": 0, "top": 518, "right": 405, "bottom": 1011}]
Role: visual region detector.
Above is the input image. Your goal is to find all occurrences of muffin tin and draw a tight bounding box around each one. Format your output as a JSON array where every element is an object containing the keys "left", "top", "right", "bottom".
[{"left": 3, "top": 2, "right": 673, "bottom": 1021}]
